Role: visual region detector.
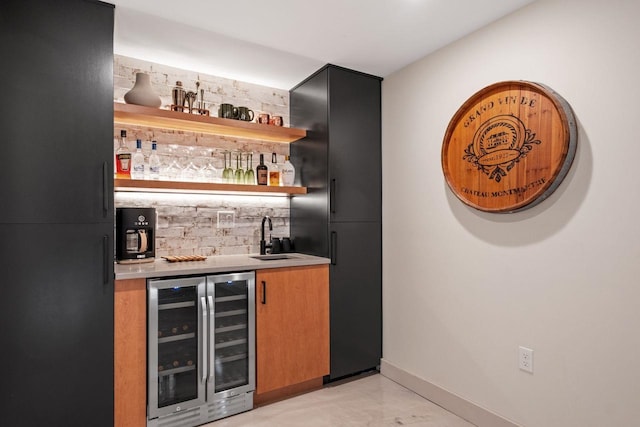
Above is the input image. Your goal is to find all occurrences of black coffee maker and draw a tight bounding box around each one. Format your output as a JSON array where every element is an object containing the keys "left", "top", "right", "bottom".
[{"left": 116, "top": 207, "right": 156, "bottom": 264}]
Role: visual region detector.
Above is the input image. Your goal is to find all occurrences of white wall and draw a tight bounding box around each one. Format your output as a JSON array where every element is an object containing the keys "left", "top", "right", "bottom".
[{"left": 381, "top": 0, "right": 640, "bottom": 426}]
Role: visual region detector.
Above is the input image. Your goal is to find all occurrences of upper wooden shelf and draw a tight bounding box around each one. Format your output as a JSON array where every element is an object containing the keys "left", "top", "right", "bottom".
[
  {"left": 113, "top": 103, "right": 307, "bottom": 143},
  {"left": 114, "top": 179, "right": 307, "bottom": 196}
]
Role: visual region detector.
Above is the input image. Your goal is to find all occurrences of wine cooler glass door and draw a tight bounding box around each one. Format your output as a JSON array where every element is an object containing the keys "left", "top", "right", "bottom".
[
  {"left": 148, "top": 277, "right": 207, "bottom": 420},
  {"left": 207, "top": 271, "right": 255, "bottom": 399}
]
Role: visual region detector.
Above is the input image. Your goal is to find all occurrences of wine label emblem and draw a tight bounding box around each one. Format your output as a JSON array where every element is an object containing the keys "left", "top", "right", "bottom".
[
  {"left": 441, "top": 81, "right": 577, "bottom": 213},
  {"left": 463, "top": 115, "right": 541, "bottom": 183}
]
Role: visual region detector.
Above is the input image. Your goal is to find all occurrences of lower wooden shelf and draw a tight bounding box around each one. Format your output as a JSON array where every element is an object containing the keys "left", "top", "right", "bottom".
[{"left": 114, "top": 179, "right": 307, "bottom": 196}]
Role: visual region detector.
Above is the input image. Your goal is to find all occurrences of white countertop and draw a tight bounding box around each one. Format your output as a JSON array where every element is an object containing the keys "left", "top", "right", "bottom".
[{"left": 115, "top": 253, "right": 330, "bottom": 280}]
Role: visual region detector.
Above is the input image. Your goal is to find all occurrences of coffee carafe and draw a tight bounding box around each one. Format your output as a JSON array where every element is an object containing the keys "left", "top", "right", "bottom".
[{"left": 116, "top": 207, "right": 156, "bottom": 264}]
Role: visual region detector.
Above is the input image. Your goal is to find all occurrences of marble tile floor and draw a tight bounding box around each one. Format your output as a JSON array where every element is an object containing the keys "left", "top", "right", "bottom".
[{"left": 205, "top": 373, "right": 476, "bottom": 427}]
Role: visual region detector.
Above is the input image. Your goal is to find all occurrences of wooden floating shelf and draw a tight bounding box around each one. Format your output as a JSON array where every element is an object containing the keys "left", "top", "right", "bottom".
[
  {"left": 114, "top": 179, "right": 307, "bottom": 196},
  {"left": 114, "top": 103, "right": 307, "bottom": 143}
]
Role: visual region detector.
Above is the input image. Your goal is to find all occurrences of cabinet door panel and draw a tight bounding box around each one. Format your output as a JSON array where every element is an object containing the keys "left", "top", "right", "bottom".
[
  {"left": 328, "top": 68, "right": 381, "bottom": 223},
  {"left": 256, "top": 266, "right": 329, "bottom": 394},
  {"left": 329, "top": 222, "right": 382, "bottom": 379},
  {"left": 0, "top": 223, "right": 114, "bottom": 426},
  {"left": 290, "top": 69, "right": 330, "bottom": 257},
  {"left": 0, "top": 0, "right": 114, "bottom": 224},
  {"left": 115, "top": 279, "right": 147, "bottom": 427}
]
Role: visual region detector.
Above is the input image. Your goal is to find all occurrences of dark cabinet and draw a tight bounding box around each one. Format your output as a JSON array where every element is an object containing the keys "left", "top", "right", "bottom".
[
  {"left": 0, "top": 0, "right": 114, "bottom": 224},
  {"left": 0, "top": 1, "right": 114, "bottom": 425},
  {"left": 327, "top": 69, "right": 382, "bottom": 223},
  {"left": 290, "top": 65, "right": 382, "bottom": 380},
  {"left": 0, "top": 224, "right": 114, "bottom": 424},
  {"left": 328, "top": 222, "right": 382, "bottom": 379}
]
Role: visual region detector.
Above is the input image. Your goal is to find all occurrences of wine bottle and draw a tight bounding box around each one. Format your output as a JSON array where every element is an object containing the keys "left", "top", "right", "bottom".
[
  {"left": 281, "top": 155, "right": 295, "bottom": 186},
  {"left": 131, "top": 139, "right": 145, "bottom": 179},
  {"left": 268, "top": 153, "right": 280, "bottom": 186},
  {"left": 256, "top": 154, "right": 268, "bottom": 185},
  {"left": 115, "top": 130, "right": 131, "bottom": 179},
  {"left": 149, "top": 141, "right": 161, "bottom": 180}
]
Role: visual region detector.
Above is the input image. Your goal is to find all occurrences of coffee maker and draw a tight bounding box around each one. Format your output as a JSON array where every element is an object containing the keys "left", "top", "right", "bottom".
[{"left": 116, "top": 207, "right": 156, "bottom": 264}]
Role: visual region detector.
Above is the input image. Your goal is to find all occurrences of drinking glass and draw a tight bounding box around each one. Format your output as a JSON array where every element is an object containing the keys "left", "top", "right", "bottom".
[
  {"left": 199, "top": 149, "right": 218, "bottom": 183},
  {"left": 222, "top": 151, "right": 233, "bottom": 182},
  {"left": 180, "top": 147, "right": 198, "bottom": 182},
  {"left": 165, "top": 145, "right": 183, "bottom": 181},
  {"left": 244, "top": 152, "right": 255, "bottom": 185},
  {"left": 234, "top": 152, "right": 245, "bottom": 184}
]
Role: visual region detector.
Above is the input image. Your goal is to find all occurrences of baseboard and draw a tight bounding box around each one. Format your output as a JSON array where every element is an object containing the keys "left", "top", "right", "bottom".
[{"left": 380, "top": 359, "right": 520, "bottom": 427}]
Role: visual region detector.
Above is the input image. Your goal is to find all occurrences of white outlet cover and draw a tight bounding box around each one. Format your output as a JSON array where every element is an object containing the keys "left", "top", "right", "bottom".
[
  {"left": 217, "top": 211, "right": 235, "bottom": 229},
  {"left": 519, "top": 346, "right": 534, "bottom": 373}
]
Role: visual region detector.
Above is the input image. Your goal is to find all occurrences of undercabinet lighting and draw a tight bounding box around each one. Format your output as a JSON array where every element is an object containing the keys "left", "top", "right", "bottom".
[{"left": 114, "top": 191, "right": 289, "bottom": 206}]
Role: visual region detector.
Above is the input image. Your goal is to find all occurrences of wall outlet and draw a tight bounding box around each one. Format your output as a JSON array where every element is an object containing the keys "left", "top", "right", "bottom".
[
  {"left": 217, "top": 211, "right": 235, "bottom": 229},
  {"left": 519, "top": 346, "right": 534, "bottom": 373}
]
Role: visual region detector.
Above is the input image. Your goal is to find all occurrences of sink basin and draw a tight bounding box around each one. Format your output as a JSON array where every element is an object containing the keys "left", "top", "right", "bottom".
[{"left": 250, "top": 254, "right": 300, "bottom": 261}]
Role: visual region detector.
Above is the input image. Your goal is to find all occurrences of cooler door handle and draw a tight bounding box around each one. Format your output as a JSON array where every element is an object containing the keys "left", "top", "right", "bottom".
[
  {"left": 200, "top": 297, "right": 208, "bottom": 383},
  {"left": 330, "top": 231, "right": 337, "bottom": 265},
  {"left": 207, "top": 295, "right": 215, "bottom": 382},
  {"left": 261, "top": 281, "right": 266, "bottom": 305}
]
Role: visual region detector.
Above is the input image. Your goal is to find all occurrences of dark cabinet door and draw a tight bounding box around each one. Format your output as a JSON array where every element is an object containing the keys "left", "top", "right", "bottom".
[
  {"left": 290, "top": 69, "right": 330, "bottom": 256},
  {"left": 0, "top": 223, "right": 114, "bottom": 426},
  {"left": 329, "top": 221, "right": 382, "bottom": 379},
  {"left": 0, "top": 0, "right": 114, "bottom": 224},
  {"left": 328, "top": 67, "right": 382, "bottom": 223}
]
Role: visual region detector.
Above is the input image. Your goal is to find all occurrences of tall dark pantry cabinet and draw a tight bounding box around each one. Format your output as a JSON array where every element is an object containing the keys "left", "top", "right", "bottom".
[
  {"left": 290, "top": 65, "right": 382, "bottom": 380},
  {"left": 0, "top": 1, "right": 115, "bottom": 425}
]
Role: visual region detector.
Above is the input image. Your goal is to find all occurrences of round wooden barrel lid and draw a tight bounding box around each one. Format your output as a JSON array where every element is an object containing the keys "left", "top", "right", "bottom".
[{"left": 441, "top": 81, "right": 577, "bottom": 213}]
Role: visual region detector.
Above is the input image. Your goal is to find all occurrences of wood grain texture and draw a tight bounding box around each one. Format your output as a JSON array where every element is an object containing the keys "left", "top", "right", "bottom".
[
  {"left": 255, "top": 265, "right": 330, "bottom": 396},
  {"left": 114, "top": 102, "right": 306, "bottom": 143},
  {"left": 253, "top": 377, "right": 324, "bottom": 407},
  {"left": 442, "top": 81, "right": 577, "bottom": 213},
  {"left": 114, "top": 278, "right": 147, "bottom": 427}
]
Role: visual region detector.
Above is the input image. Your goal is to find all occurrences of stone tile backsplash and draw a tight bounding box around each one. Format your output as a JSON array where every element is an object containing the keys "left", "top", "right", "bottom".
[
  {"left": 116, "top": 193, "right": 290, "bottom": 257},
  {"left": 114, "top": 55, "right": 293, "bottom": 256}
]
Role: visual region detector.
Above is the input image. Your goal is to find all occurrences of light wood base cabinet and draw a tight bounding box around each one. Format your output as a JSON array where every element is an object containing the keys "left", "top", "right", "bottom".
[
  {"left": 255, "top": 265, "right": 330, "bottom": 404},
  {"left": 114, "top": 278, "right": 147, "bottom": 427}
]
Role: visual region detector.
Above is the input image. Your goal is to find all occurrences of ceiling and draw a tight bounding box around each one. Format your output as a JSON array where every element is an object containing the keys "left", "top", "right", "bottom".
[{"left": 110, "top": 0, "right": 536, "bottom": 89}]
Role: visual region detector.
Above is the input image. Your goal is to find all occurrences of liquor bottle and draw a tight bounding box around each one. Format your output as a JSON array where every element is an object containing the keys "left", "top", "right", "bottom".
[
  {"left": 281, "top": 155, "right": 295, "bottom": 186},
  {"left": 268, "top": 152, "right": 280, "bottom": 186},
  {"left": 115, "top": 130, "right": 131, "bottom": 179},
  {"left": 256, "top": 154, "right": 268, "bottom": 185},
  {"left": 131, "top": 139, "right": 145, "bottom": 179},
  {"left": 149, "top": 141, "right": 161, "bottom": 180}
]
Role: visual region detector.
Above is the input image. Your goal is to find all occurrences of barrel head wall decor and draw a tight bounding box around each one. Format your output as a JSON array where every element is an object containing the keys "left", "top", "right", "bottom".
[{"left": 441, "top": 81, "right": 577, "bottom": 213}]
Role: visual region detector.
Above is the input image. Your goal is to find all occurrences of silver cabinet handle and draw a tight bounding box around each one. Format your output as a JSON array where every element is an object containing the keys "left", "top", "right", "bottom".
[
  {"left": 207, "top": 295, "right": 215, "bottom": 382},
  {"left": 200, "top": 297, "right": 208, "bottom": 383}
]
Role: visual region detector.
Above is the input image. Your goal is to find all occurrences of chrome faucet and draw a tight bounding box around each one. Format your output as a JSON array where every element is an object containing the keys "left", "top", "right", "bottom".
[{"left": 260, "top": 216, "right": 273, "bottom": 255}]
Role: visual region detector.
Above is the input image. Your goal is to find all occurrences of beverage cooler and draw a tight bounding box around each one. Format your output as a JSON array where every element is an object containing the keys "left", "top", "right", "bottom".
[{"left": 147, "top": 272, "right": 255, "bottom": 427}]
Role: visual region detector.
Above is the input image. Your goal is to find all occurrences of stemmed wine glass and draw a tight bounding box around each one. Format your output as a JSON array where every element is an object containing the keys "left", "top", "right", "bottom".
[
  {"left": 199, "top": 149, "right": 218, "bottom": 183},
  {"left": 165, "top": 145, "right": 183, "bottom": 181},
  {"left": 234, "top": 151, "right": 245, "bottom": 184},
  {"left": 180, "top": 147, "right": 199, "bottom": 182},
  {"left": 244, "top": 152, "right": 255, "bottom": 185},
  {"left": 222, "top": 151, "right": 233, "bottom": 182}
]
